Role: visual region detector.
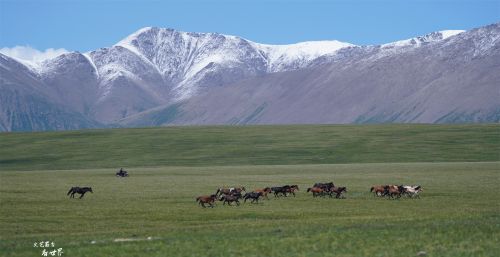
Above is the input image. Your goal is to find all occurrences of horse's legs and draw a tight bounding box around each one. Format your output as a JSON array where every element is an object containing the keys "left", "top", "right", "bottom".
[
  {"left": 79, "top": 192, "right": 85, "bottom": 199},
  {"left": 236, "top": 200, "right": 240, "bottom": 206}
]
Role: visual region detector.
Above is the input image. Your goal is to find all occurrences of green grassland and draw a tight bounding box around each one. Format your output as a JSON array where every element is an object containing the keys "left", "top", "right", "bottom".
[
  {"left": 0, "top": 124, "right": 499, "bottom": 171},
  {"left": 0, "top": 124, "right": 499, "bottom": 257}
]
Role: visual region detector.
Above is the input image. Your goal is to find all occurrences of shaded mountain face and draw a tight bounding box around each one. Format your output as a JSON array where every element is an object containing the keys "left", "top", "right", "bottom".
[
  {"left": 0, "top": 54, "right": 102, "bottom": 131},
  {"left": 149, "top": 24, "right": 499, "bottom": 125},
  {"left": 1, "top": 23, "right": 499, "bottom": 131}
]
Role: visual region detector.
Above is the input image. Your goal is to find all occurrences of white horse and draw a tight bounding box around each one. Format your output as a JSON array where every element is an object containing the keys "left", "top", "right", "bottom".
[{"left": 403, "top": 185, "right": 422, "bottom": 198}]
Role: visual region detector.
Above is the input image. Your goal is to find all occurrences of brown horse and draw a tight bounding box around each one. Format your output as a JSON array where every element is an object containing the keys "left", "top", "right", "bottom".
[
  {"left": 329, "top": 186, "right": 347, "bottom": 198},
  {"left": 253, "top": 187, "right": 272, "bottom": 200},
  {"left": 196, "top": 194, "right": 217, "bottom": 208},
  {"left": 370, "top": 185, "right": 387, "bottom": 197},
  {"left": 285, "top": 185, "right": 299, "bottom": 197},
  {"left": 307, "top": 187, "right": 325, "bottom": 197},
  {"left": 384, "top": 185, "right": 406, "bottom": 199}
]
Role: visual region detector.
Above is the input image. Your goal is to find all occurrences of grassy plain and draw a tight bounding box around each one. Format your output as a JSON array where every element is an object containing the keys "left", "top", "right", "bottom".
[
  {"left": 0, "top": 124, "right": 499, "bottom": 256},
  {"left": 0, "top": 124, "right": 498, "bottom": 171}
]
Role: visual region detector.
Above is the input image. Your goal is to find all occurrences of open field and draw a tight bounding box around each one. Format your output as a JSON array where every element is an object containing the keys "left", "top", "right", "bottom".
[
  {"left": 0, "top": 124, "right": 499, "bottom": 256},
  {"left": 1, "top": 162, "right": 499, "bottom": 257},
  {"left": 0, "top": 124, "right": 499, "bottom": 171}
]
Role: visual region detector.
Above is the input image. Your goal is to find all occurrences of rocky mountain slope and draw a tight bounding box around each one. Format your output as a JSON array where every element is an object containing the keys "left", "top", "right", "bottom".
[{"left": 1, "top": 23, "right": 498, "bottom": 131}]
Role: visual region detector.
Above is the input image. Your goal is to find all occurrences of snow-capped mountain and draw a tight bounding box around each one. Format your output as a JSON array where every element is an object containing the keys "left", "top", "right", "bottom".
[
  {"left": 113, "top": 27, "right": 355, "bottom": 100},
  {"left": 1, "top": 23, "right": 499, "bottom": 131}
]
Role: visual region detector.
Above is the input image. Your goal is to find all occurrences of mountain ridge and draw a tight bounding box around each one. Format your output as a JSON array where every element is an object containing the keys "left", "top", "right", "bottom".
[{"left": 1, "top": 23, "right": 498, "bottom": 131}]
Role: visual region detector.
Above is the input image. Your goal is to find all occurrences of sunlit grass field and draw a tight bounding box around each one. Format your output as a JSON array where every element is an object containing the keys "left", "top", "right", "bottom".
[{"left": 0, "top": 124, "right": 499, "bottom": 257}]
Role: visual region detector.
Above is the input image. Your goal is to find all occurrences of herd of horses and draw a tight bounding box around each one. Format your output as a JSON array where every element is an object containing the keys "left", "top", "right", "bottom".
[
  {"left": 197, "top": 182, "right": 350, "bottom": 208},
  {"left": 197, "top": 182, "right": 423, "bottom": 208},
  {"left": 197, "top": 185, "right": 298, "bottom": 208},
  {"left": 370, "top": 185, "right": 423, "bottom": 198},
  {"left": 306, "top": 182, "right": 347, "bottom": 199},
  {"left": 66, "top": 169, "right": 422, "bottom": 203}
]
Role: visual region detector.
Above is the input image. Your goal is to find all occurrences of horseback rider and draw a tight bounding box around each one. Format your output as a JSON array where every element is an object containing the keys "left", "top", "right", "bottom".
[{"left": 117, "top": 168, "right": 128, "bottom": 177}]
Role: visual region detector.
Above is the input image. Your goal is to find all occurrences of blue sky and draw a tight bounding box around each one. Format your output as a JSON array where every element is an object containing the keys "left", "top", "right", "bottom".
[{"left": 0, "top": 0, "right": 499, "bottom": 53}]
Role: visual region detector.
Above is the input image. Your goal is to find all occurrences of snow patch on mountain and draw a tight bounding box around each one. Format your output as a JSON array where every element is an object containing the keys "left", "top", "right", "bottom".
[
  {"left": 440, "top": 30, "right": 465, "bottom": 39},
  {"left": 253, "top": 40, "right": 355, "bottom": 72},
  {"left": 82, "top": 53, "right": 99, "bottom": 78},
  {"left": 381, "top": 30, "right": 465, "bottom": 49}
]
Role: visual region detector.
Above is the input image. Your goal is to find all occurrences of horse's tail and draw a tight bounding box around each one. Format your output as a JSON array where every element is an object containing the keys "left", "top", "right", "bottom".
[
  {"left": 67, "top": 187, "right": 74, "bottom": 195},
  {"left": 307, "top": 188, "right": 311, "bottom": 192},
  {"left": 196, "top": 197, "right": 201, "bottom": 202},
  {"left": 370, "top": 187, "right": 374, "bottom": 192}
]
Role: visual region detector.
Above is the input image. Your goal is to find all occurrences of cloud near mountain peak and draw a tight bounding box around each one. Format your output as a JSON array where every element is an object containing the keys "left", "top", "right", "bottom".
[{"left": 0, "top": 45, "right": 68, "bottom": 63}]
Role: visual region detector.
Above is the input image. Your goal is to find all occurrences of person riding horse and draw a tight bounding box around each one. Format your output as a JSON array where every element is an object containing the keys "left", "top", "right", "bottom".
[{"left": 116, "top": 168, "right": 129, "bottom": 177}]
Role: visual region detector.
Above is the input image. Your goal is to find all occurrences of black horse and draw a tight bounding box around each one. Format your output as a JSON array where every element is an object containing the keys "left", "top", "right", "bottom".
[
  {"left": 67, "top": 187, "right": 93, "bottom": 199},
  {"left": 271, "top": 185, "right": 291, "bottom": 197},
  {"left": 116, "top": 168, "right": 129, "bottom": 177},
  {"left": 314, "top": 182, "right": 335, "bottom": 190},
  {"left": 219, "top": 194, "right": 241, "bottom": 206},
  {"left": 244, "top": 192, "right": 263, "bottom": 203}
]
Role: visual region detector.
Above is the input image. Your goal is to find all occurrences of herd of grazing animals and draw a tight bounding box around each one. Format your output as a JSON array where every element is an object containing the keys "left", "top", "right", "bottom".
[{"left": 65, "top": 169, "right": 423, "bottom": 204}]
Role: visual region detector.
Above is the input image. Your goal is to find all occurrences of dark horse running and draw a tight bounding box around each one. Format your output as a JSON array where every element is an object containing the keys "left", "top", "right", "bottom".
[
  {"left": 243, "top": 192, "right": 263, "bottom": 203},
  {"left": 67, "top": 187, "right": 93, "bottom": 199}
]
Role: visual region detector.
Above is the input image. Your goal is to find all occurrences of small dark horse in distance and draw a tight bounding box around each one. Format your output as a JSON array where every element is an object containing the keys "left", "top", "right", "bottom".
[{"left": 67, "top": 187, "right": 93, "bottom": 199}]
